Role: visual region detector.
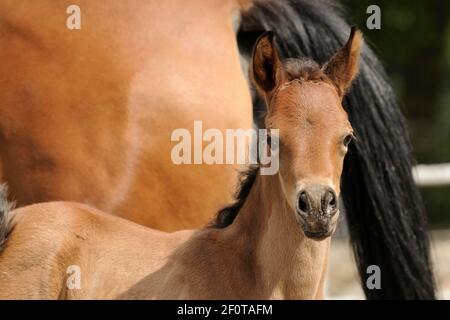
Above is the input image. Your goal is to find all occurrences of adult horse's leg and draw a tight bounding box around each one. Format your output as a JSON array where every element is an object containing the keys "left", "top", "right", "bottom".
[
  {"left": 238, "top": 0, "right": 435, "bottom": 299},
  {"left": 0, "top": 0, "right": 252, "bottom": 230}
]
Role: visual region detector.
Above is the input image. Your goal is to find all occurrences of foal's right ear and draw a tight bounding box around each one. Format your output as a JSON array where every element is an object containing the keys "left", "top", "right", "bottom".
[{"left": 251, "top": 31, "right": 284, "bottom": 93}]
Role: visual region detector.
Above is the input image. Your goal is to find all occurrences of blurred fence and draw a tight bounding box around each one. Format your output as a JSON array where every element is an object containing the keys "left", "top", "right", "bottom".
[{"left": 414, "top": 163, "right": 450, "bottom": 187}]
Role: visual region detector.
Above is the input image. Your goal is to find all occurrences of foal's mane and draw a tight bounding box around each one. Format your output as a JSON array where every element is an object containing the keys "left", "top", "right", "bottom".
[
  {"left": 211, "top": 166, "right": 259, "bottom": 228},
  {"left": 211, "top": 57, "right": 329, "bottom": 229}
]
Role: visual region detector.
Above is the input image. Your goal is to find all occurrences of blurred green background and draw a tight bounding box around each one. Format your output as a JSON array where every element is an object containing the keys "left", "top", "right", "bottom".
[{"left": 342, "top": 0, "right": 450, "bottom": 228}]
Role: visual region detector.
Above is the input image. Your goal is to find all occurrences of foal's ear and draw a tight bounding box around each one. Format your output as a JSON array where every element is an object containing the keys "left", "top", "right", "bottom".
[
  {"left": 323, "top": 26, "right": 363, "bottom": 97},
  {"left": 251, "top": 31, "right": 284, "bottom": 93}
]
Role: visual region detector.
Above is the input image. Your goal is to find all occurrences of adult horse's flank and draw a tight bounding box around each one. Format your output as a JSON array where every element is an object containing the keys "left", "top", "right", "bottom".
[
  {"left": 0, "top": 0, "right": 253, "bottom": 230},
  {"left": 0, "top": 0, "right": 436, "bottom": 299},
  {"left": 0, "top": 29, "right": 360, "bottom": 299}
]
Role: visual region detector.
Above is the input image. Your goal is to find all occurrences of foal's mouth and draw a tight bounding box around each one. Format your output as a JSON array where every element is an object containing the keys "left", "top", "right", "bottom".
[
  {"left": 296, "top": 213, "right": 339, "bottom": 241},
  {"left": 303, "top": 230, "right": 333, "bottom": 241}
]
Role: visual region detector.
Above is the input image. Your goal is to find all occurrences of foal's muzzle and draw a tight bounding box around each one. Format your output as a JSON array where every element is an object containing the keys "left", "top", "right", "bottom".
[{"left": 296, "top": 185, "right": 339, "bottom": 240}]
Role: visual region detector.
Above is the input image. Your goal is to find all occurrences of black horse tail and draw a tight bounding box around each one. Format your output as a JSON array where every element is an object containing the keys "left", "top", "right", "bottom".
[
  {"left": 0, "top": 184, "right": 14, "bottom": 252},
  {"left": 238, "top": 0, "right": 435, "bottom": 299}
]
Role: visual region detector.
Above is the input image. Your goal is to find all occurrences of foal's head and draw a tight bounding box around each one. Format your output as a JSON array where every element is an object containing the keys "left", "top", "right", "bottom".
[{"left": 252, "top": 28, "right": 362, "bottom": 240}]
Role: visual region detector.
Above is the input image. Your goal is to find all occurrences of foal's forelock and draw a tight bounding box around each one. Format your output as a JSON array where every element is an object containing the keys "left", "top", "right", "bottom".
[{"left": 282, "top": 59, "right": 336, "bottom": 92}]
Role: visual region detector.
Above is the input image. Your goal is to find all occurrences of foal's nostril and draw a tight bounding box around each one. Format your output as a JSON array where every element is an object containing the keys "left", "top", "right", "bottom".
[
  {"left": 323, "top": 189, "right": 338, "bottom": 215},
  {"left": 298, "top": 191, "right": 310, "bottom": 213}
]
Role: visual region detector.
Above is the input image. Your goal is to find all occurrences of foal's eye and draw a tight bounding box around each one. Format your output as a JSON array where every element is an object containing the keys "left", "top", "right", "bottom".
[{"left": 343, "top": 134, "right": 353, "bottom": 148}]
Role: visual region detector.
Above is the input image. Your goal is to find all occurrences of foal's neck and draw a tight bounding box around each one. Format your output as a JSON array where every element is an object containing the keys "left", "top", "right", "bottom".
[{"left": 222, "top": 171, "right": 330, "bottom": 299}]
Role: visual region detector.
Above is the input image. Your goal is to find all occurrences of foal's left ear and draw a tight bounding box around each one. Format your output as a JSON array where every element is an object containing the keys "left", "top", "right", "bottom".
[
  {"left": 251, "top": 31, "right": 284, "bottom": 94},
  {"left": 322, "top": 26, "right": 363, "bottom": 97}
]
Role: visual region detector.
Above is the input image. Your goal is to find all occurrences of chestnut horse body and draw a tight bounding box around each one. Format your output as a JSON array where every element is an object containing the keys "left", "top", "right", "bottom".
[{"left": 0, "top": 0, "right": 252, "bottom": 230}]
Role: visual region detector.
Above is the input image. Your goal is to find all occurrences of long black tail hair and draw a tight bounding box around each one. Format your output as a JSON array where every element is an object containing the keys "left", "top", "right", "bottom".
[{"left": 238, "top": 0, "right": 435, "bottom": 299}]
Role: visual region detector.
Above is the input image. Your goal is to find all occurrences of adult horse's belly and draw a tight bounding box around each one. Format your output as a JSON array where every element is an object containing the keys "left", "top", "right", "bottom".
[{"left": 0, "top": 0, "right": 252, "bottom": 230}]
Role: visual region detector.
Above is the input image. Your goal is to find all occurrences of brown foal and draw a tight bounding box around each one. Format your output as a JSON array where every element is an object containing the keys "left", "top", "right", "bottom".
[{"left": 0, "top": 28, "right": 361, "bottom": 299}]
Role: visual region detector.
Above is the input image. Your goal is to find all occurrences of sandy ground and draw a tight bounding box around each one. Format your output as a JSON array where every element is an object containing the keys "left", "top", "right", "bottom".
[{"left": 325, "top": 229, "right": 450, "bottom": 300}]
